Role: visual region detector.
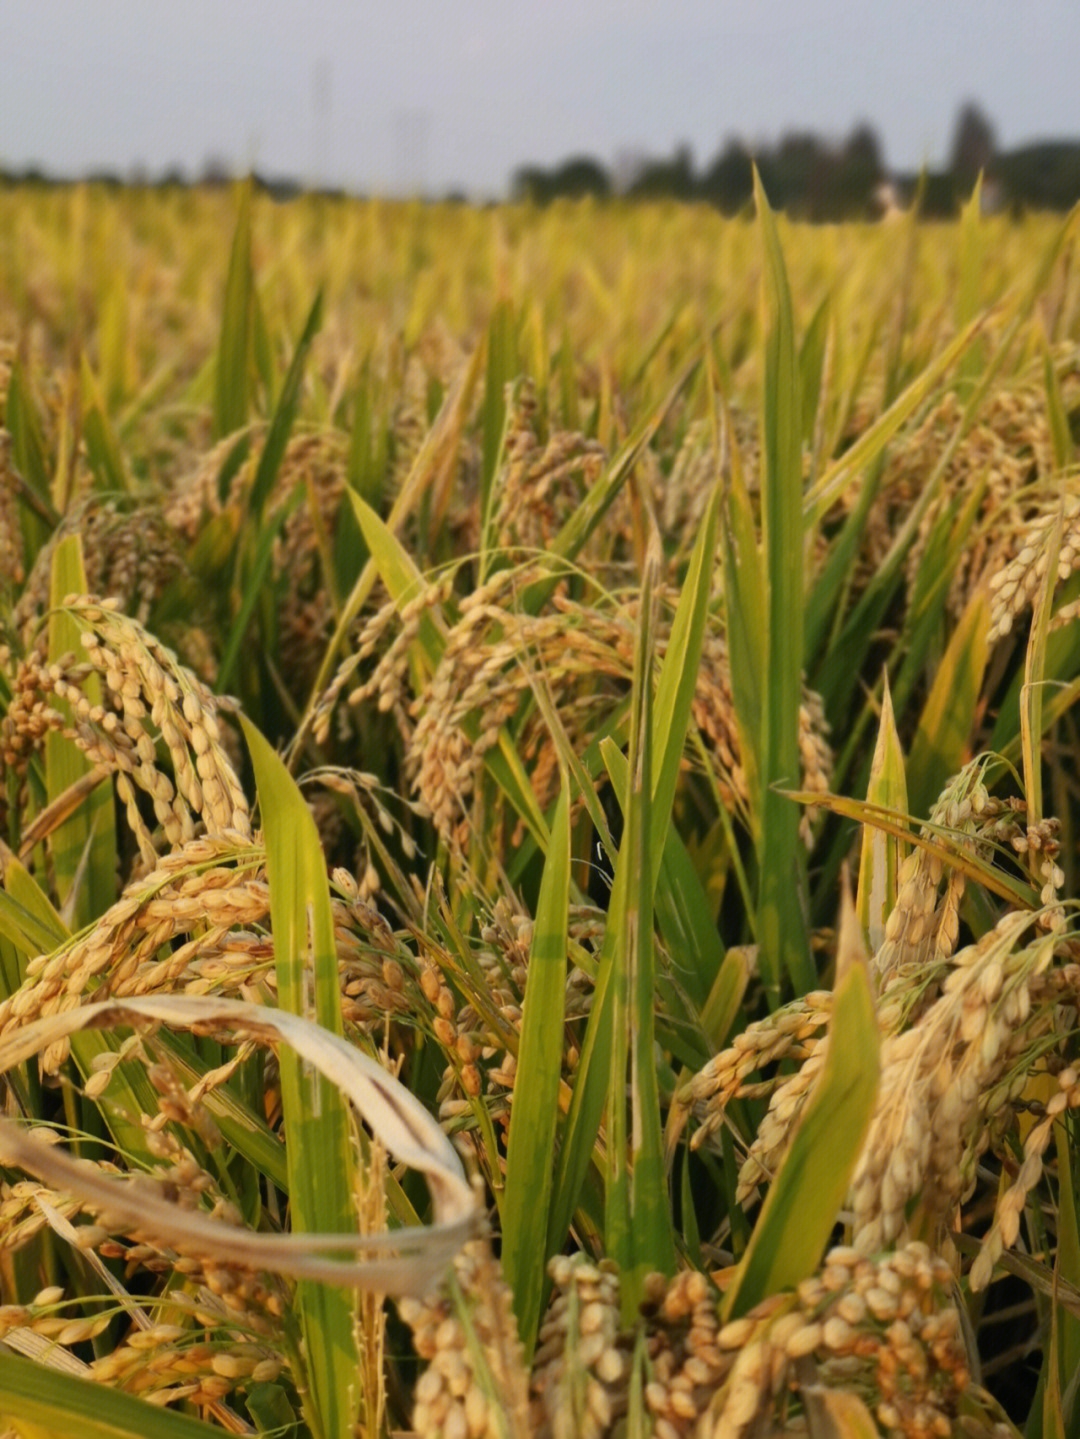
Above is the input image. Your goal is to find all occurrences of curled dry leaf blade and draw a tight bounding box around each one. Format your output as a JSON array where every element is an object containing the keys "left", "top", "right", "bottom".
[{"left": 0, "top": 994, "right": 479, "bottom": 1297}]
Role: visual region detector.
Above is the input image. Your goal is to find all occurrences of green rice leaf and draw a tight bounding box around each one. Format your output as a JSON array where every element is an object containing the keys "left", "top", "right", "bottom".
[
  {"left": 1050, "top": 1116, "right": 1080, "bottom": 1425},
  {"left": 654, "top": 833, "right": 726, "bottom": 1012},
  {"left": 6, "top": 358, "right": 52, "bottom": 507},
  {"left": 0, "top": 850, "right": 68, "bottom": 959},
  {"left": 804, "top": 452, "right": 884, "bottom": 671},
  {"left": 245, "top": 1384, "right": 300, "bottom": 1436},
  {"left": 213, "top": 180, "right": 255, "bottom": 439},
  {"left": 502, "top": 782, "right": 571, "bottom": 1359},
  {"left": 0, "top": 1351, "right": 223, "bottom": 1438},
  {"left": 5, "top": 357, "right": 55, "bottom": 565},
  {"left": 679, "top": 1145, "right": 704, "bottom": 1269},
  {"left": 989, "top": 622, "right": 1080, "bottom": 767},
  {"left": 241, "top": 716, "right": 359, "bottom": 1439},
  {"left": 700, "top": 945, "right": 750, "bottom": 1052},
  {"left": 348, "top": 492, "right": 445, "bottom": 669},
  {"left": 754, "top": 168, "right": 812, "bottom": 1001},
  {"left": 601, "top": 722, "right": 726, "bottom": 1022},
  {"left": 1020, "top": 507, "right": 1063, "bottom": 827},
  {"left": 806, "top": 311, "right": 988, "bottom": 524},
  {"left": 252, "top": 279, "right": 275, "bottom": 407},
  {"left": 906, "top": 588, "right": 990, "bottom": 821},
  {"left": 603, "top": 547, "right": 676, "bottom": 1314},
  {"left": 80, "top": 358, "right": 130, "bottom": 494},
  {"left": 1042, "top": 331, "right": 1074, "bottom": 471},
  {"left": 215, "top": 480, "right": 304, "bottom": 693},
  {"left": 1043, "top": 1304, "right": 1067, "bottom": 1439},
  {"left": 345, "top": 356, "right": 391, "bottom": 508},
  {"left": 247, "top": 288, "right": 324, "bottom": 520},
  {"left": 97, "top": 274, "right": 129, "bottom": 412},
  {"left": 799, "top": 291, "right": 831, "bottom": 451},
  {"left": 479, "top": 298, "right": 518, "bottom": 551},
  {"left": 557, "top": 327, "right": 581, "bottom": 431},
  {"left": 650, "top": 480, "right": 719, "bottom": 882},
  {"left": 955, "top": 178, "right": 987, "bottom": 388},
  {"left": 215, "top": 290, "right": 323, "bottom": 692},
  {"left": 546, "top": 818, "right": 621, "bottom": 1266},
  {"left": 720, "top": 404, "right": 766, "bottom": 838},
  {"left": 722, "top": 883, "right": 879, "bottom": 1319}
]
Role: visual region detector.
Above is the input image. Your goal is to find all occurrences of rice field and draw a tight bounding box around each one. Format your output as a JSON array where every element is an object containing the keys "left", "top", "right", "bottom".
[{"left": 1, "top": 176, "right": 1080, "bottom": 1437}]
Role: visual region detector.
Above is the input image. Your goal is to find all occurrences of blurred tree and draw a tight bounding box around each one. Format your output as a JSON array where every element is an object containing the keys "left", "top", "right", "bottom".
[
  {"left": 758, "top": 132, "right": 828, "bottom": 213},
  {"left": 996, "top": 142, "right": 1080, "bottom": 212},
  {"left": 950, "top": 102, "right": 997, "bottom": 188},
  {"left": 512, "top": 155, "right": 611, "bottom": 203},
  {"left": 627, "top": 144, "right": 695, "bottom": 201},
  {"left": 917, "top": 171, "right": 959, "bottom": 218},
  {"left": 839, "top": 123, "right": 884, "bottom": 210},
  {"left": 700, "top": 139, "right": 754, "bottom": 213}
]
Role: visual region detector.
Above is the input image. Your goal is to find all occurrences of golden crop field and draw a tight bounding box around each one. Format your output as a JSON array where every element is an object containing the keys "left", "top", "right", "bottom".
[{"left": 1, "top": 178, "right": 1080, "bottom": 1438}]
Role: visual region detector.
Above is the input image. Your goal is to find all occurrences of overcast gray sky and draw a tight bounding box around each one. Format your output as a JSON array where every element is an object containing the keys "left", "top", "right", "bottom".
[{"left": 4, "top": 1, "right": 1078, "bottom": 197}]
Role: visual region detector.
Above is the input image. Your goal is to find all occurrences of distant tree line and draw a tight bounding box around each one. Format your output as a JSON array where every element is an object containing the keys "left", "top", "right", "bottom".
[
  {"left": 512, "top": 104, "right": 1080, "bottom": 219},
  {"left": 6, "top": 103, "right": 1080, "bottom": 217},
  {"left": 0, "top": 160, "right": 334, "bottom": 205}
]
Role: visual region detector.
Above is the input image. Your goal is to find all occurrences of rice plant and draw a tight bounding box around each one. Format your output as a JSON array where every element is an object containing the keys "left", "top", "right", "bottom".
[{"left": 1, "top": 175, "right": 1080, "bottom": 1436}]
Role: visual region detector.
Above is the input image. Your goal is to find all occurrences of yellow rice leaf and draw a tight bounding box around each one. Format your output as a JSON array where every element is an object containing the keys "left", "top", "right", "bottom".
[
  {"left": 722, "top": 882, "right": 879, "bottom": 1319},
  {"left": 856, "top": 672, "right": 908, "bottom": 951}
]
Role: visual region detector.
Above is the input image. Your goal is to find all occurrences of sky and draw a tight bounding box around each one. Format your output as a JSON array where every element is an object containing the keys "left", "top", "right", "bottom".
[{"left": 4, "top": 1, "right": 1079, "bottom": 198}]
